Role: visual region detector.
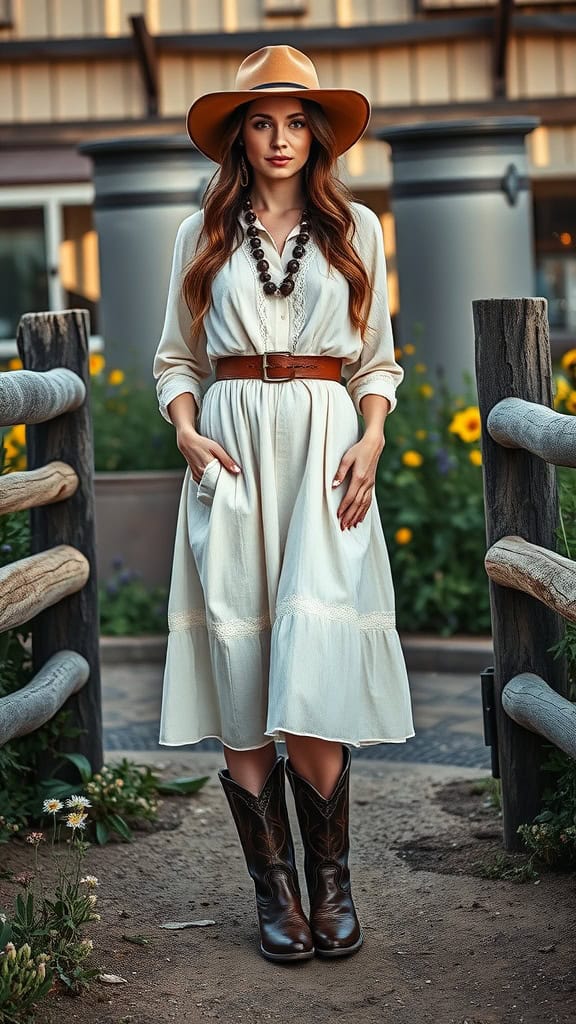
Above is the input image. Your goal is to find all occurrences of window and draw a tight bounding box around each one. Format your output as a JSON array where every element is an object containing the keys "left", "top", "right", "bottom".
[
  {"left": 0, "top": 208, "right": 48, "bottom": 341},
  {"left": 0, "top": 1, "right": 13, "bottom": 29},
  {"left": 534, "top": 192, "right": 576, "bottom": 334},
  {"left": 0, "top": 188, "right": 100, "bottom": 353},
  {"left": 263, "top": 0, "right": 307, "bottom": 15}
]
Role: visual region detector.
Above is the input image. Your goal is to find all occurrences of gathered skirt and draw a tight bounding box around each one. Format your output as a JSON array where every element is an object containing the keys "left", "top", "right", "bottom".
[{"left": 159, "top": 376, "right": 415, "bottom": 750}]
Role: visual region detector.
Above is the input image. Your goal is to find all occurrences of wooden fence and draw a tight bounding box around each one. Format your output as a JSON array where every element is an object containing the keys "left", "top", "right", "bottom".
[
  {"left": 0, "top": 310, "right": 103, "bottom": 775},
  {"left": 474, "top": 297, "right": 572, "bottom": 850}
]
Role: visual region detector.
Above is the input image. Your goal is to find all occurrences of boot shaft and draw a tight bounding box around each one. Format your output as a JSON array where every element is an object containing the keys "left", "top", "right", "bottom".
[
  {"left": 285, "top": 746, "right": 352, "bottom": 891},
  {"left": 219, "top": 755, "right": 298, "bottom": 885}
]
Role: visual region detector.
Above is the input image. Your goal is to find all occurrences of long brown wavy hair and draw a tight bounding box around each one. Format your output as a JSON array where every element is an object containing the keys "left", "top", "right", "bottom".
[{"left": 183, "top": 99, "right": 373, "bottom": 344}]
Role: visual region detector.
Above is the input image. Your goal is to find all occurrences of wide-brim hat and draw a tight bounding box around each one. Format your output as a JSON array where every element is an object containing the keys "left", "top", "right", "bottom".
[{"left": 186, "top": 44, "right": 371, "bottom": 163}]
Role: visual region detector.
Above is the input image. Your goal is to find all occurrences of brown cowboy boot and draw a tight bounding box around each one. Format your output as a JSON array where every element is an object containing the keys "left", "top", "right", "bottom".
[
  {"left": 218, "top": 755, "right": 315, "bottom": 962},
  {"left": 285, "top": 745, "right": 363, "bottom": 958}
]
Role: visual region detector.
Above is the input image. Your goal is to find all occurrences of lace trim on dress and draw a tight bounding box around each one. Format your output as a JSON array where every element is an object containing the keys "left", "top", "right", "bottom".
[
  {"left": 276, "top": 595, "right": 396, "bottom": 631},
  {"left": 241, "top": 235, "right": 268, "bottom": 348},
  {"left": 290, "top": 242, "right": 313, "bottom": 353},
  {"left": 168, "top": 598, "right": 396, "bottom": 636},
  {"left": 208, "top": 612, "right": 271, "bottom": 643},
  {"left": 353, "top": 371, "right": 398, "bottom": 393},
  {"left": 168, "top": 609, "right": 206, "bottom": 631}
]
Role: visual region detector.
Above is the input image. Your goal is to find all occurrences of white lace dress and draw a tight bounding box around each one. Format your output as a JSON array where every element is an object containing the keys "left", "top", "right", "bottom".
[{"left": 152, "top": 201, "right": 415, "bottom": 750}]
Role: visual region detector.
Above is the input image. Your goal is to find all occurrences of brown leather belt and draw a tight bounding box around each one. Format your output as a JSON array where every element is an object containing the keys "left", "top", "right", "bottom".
[{"left": 215, "top": 352, "right": 343, "bottom": 383}]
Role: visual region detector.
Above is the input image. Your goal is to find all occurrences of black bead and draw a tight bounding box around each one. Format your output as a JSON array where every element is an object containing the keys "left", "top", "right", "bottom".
[
  {"left": 245, "top": 211, "right": 257, "bottom": 224},
  {"left": 250, "top": 236, "right": 261, "bottom": 249},
  {"left": 251, "top": 248, "right": 264, "bottom": 260},
  {"left": 247, "top": 225, "right": 258, "bottom": 237},
  {"left": 287, "top": 259, "right": 300, "bottom": 274},
  {"left": 264, "top": 281, "right": 277, "bottom": 295},
  {"left": 259, "top": 272, "right": 271, "bottom": 282},
  {"left": 280, "top": 278, "right": 295, "bottom": 296},
  {"left": 292, "top": 245, "right": 305, "bottom": 259},
  {"left": 256, "top": 259, "right": 269, "bottom": 272},
  {"left": 242, "top": 198, "right": 253, "bottom": 209},
  {"left": 297, "top": 232, "right": 309, "bottom": 244}
]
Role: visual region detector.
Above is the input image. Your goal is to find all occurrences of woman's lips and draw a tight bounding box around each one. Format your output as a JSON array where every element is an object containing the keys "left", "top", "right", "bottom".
[{"left": 266, "top": 157, "right": 292, "bottom": 165}]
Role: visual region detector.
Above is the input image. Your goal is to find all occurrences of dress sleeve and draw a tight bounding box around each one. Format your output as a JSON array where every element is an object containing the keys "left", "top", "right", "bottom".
[
  {"left": 152, "top": 212, "right": 213, "bottom": 425},
  {"left": 341, "top": 205, "right": 404, "bottom": 417}
]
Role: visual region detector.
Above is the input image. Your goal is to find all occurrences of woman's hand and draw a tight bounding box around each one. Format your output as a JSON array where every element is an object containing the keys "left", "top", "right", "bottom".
[
  {"left": 176, "top": 424, "right": 241, "bottom": 484},
  {"left": 332, "top": 431, "right": 384, "bottom": 531}
]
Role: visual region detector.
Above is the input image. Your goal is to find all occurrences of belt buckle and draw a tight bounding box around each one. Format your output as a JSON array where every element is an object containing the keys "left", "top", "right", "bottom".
[{"left": 262, "top": 350, "right": 294, "bottom": 382}]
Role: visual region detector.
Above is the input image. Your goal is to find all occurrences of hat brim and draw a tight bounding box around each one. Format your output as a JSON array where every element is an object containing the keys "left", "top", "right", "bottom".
[{"left": 186, "top": 88, "right": 371, "bottom": 163}]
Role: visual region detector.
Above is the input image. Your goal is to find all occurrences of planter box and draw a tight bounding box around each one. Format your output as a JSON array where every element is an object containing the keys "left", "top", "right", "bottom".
[{"left": 94, "top": 470, "right": 185, "bottom": 589}]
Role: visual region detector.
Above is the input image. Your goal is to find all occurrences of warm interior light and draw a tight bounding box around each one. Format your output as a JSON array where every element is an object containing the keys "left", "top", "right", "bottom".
[{"left": 560, "top": 232, "right": 573, "bottom": 247}]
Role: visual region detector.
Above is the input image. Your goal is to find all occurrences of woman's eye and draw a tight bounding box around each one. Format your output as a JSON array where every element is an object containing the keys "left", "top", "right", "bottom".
[{"left": 290, "top": 119, "right": 307, "bottom": 129}]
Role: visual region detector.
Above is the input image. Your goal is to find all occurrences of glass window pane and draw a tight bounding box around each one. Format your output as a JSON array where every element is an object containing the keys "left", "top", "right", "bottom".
[
  {"left": 61, "top": 205, "right": 100, "bottom": 335},
  {"left": 0, "top": 207, "right": 49, "bottom": 340}
]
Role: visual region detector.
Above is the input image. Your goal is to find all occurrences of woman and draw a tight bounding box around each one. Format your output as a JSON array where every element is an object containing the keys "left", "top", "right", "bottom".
[{"left": 153, "top": 45, "right": 415, "bottom": 964}]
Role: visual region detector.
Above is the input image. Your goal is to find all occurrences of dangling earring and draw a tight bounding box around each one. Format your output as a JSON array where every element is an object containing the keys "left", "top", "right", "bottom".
[{"left": 240, "top": 154, "right": 249, "bottom": 188}]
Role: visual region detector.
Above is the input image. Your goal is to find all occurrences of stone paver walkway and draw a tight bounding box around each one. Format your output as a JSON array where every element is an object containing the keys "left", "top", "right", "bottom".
[{"left": 102, "top": 661, "right": 490, "bottom": 768}]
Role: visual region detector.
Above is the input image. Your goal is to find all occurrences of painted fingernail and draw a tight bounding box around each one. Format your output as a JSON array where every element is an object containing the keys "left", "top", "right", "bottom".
[
  {"left": 231, "top": 464, "right": 241, "bottom": 473},
  {"left": 332, "top": 479, "right": 340, "bottom": 487}
]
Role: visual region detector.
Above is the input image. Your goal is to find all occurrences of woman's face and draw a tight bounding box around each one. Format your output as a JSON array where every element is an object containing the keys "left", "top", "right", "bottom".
[{"left": 241, "top": 96, "right": 313, "bottom": 183}]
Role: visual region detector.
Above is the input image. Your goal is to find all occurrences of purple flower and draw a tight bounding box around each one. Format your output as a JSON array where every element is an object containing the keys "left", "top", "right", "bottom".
[
  {"left": 435, "top": 448, "right": 453, "bottom": 475},
  {"left": 106, "top": 582, "right": 119, "bottom": 597},
  {"left": 0, "top": 543, "right": 12, "bottom": 553},
  {"left": 111, "top": 555, "right": 124, "bottom": 571}
]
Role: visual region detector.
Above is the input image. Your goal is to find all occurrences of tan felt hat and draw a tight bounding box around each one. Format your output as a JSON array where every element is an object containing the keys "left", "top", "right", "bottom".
[{"left": 186, "top": 44, "right": 371, "bottom": 163}]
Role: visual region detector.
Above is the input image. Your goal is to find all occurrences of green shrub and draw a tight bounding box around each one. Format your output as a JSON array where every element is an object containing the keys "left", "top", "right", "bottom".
[{"left": 377, "top": 345, "right": 490, "bottom": 635}]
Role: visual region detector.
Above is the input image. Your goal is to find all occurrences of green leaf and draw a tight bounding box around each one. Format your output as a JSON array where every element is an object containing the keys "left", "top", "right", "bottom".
[
  {"left": 155, "top": 775, "right": 209, "bottom": 795},
  {"left": 61, "top": 752, "right": 93, "bottom": 783},
  {"left": 95, "top": 820, "right": 110, "bottom": 845},
  {"left": 38, "top": 778, "right": 77, "bottom": 799},
  {"left": 109, "top": 814, "right": 133, "bottom": 842}
]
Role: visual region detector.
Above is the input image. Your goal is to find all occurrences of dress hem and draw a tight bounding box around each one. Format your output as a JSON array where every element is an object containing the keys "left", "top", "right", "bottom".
[{"left": 158, "top": 728, "right": 416, "bottom": 751}]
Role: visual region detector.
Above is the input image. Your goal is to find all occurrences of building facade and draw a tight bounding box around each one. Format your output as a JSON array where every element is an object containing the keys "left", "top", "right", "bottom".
[{"left": 0, "top": 0, "right": 575, "bottom": 353}]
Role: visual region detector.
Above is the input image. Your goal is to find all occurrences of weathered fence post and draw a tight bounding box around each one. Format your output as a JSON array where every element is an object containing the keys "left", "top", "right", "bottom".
[
  {"left": 17, "top": 310, "right": 103, "bottom": 775},
  {"left": 474, "top": 298, "right": 566, "bottom": 850}
]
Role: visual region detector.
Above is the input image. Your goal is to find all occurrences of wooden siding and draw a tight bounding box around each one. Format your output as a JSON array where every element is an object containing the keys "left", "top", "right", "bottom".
[
  {"left": 2, "top": 36, "right": 574, "bottom": 123},
  {"left": 1, "top": 0, "right": 415, "bottom": 37}
]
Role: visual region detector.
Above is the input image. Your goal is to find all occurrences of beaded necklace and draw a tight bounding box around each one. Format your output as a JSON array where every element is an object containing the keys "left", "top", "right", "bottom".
[{"left": 242, "top": 196, "right": 311, "bottom": 297}]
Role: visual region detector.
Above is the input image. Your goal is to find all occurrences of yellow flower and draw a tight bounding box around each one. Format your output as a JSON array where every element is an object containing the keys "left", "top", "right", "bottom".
[
  {"left": 89, "top": 353, "right": 106, "bottom": 376},
  {"left": 402, "top": 450, "right": 423, "bottom": 468},
  {"left": 561, "top": 348, "right": 576, "bottom": 373},
  {"left": 403, "top": 343, "right": 415, "bottom": 355},
  {"left": 415, "top": 363, "right": 427, "bottom": 374},
  {"left": 469, "top": 449, "right": 482, "bottom": 466},
  {"left": 449, "top": 406, "right": 481, "bottom": 443},
  {"left": 2, "top": 423, "right": 27, "bottom": 469},
  {"left": 554, "top": 376, "right": 570, "bottom": 400},
  {"left": 8, "top": 358, "right": 22, "bottom": 371},
  {"left": 553, "top": 376, "right": 571, "bottom": 408},
  {"left": 395, "top": 527, "right": 413, "bottom": 545},
  {"left": 565, "top": 391, "right": 576, "bottom": 415},
  {"left": 394, "top": 347, "right": 403, "bottom": 360},
  {"left": 7, "top": 424, "right": 25, "bottom": 447},
  {"left": 108, "top": 369, "right": 125, "bottom": 386},
  {"left": 415, "top": 429, "right": 427, "bottom": 440},
  {"left": 419, "top": 384, "right": 434, "bottom": 399}
]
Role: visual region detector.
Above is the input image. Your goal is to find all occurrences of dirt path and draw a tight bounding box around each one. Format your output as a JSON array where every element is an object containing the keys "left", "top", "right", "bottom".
[{"left": 2, "top": 753, "right": 575, "bottom": 1024}]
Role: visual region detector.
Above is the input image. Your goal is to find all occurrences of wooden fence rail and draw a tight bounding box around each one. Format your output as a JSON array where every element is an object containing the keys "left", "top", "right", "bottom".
[
  {"left": 485, "top": 536, "right": 576, "bottom": 624},
  {"left": 502, "top": 673, "right": 576, "bottom": 762},
  {"left": 0, "top": 367, "right": 85, "bottom": 427},
  {"left": 0, "top": 309, "right": 102, "bottom": 776},
  {"left": 474, "top": 297, "right": 567, "bottom": 850},
  {"left": 487, "top": 397, "right": 576, "bottom": 468}
]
